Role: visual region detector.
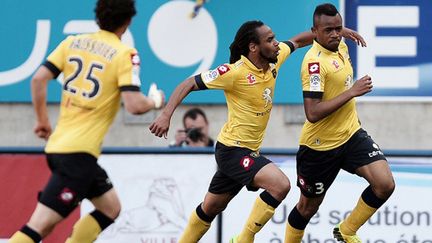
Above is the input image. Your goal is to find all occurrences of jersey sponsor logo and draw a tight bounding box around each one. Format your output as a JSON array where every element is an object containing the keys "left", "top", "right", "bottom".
[
  {"left": 216, "top": 64, "right": 230, "bottom": 75},
  {"left": 240, "top": 156, "right": 254, "bottom": 171},
  {"left": 131, "top": 53, "right": 141, "bottom": 66},
  {"left": 308, "top": 62, "right": 320, "bottom": 74},
  {"left": 369, "top": 143, "right": 384, "bottom": 157},
  {"left": 262, "top": 87, "right": 272, "bottom": 107},
  {"left": 202, "top": 69, "right": 219, "bottom": 83},
  {"left": 309, "top": 74, "right": 321, "bottom": 91},
  {"left": 246, "top": 73, "right": 256, "bottom": 84},
  {"left": 58, "top": 187, "right": 76, "bottom": 205}
]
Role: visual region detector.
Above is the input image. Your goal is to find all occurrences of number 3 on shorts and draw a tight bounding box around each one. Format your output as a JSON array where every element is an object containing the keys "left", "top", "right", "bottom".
[{"left": 315, "top": 182, "right": 324, "bottom": 194}]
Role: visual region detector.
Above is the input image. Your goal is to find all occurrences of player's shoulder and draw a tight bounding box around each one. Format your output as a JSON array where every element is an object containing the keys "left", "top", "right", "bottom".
[
  {"left": 339, "top": 40, "right": 348, "bottom": 48},
  {"left": 338, "top": 40, "right": 349, "bottom": 53},
  {"left": 302, "top": 47, "right": 322, "bottom": 69},
  {"left": 304, "top": 44, "right": 322, "bottom": 59}
]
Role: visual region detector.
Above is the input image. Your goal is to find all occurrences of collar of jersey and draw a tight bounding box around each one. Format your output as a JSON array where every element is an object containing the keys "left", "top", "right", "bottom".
[
  {"left": 313, "top": 40, "right": 340, "bottom": 56},
  {"left": 240, "top": 55, "right": 263, "bottom": 73},
  {"left": 98, "top": 30, "right": 120, "bottom": 40}
]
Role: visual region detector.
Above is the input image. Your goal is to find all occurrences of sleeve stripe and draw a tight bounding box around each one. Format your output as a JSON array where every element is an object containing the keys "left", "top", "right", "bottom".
[
  {"left": 42, "top": 61, "right": 61, "bottom": 78},
  {"left": 303, "top": 91, "right": 323, "bottom": 99},
  {"left": 120, "top": 85, "right": 141, "bottom": 92},
  {"left": 194, "top": 74, "right": 208, "bottom": 90},
  {"left": 283, "top": 41, "right": 295, "bottom": 53}
]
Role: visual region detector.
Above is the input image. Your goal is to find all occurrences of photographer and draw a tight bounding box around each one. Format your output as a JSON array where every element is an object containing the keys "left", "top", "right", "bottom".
[{"left": 170, "top": 107, "right": 214, "bottom": 147}]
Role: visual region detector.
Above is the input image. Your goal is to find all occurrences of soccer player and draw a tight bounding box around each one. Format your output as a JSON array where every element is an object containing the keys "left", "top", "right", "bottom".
[
  {"left": 190, "top": 0, "right": 207, "bottom": 18},
  {"left": 149, "top": 20, "right": 365, "bottom": 243},
  {"left": 8, "top": 0, "right": 164, "bottom": 242},
  {"left": 284, "top": 4, "right": 395, "bottom": 243}
]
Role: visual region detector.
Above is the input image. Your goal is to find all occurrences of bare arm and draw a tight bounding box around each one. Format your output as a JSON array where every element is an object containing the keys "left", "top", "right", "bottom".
[
  {"left": 31, "top": 66, "right": 54, "bottom": 140},
  {"left": 149, "top": 77, "right": 199, "bottom": 138},
  {"left": 304, "top": 75, "right": 372, "bottom": 123},
  {"left": 121, "top": 92, "right": 156, "bottom": 115},
  {"left": 122, "top": 82, "right": 165, "bottom": 115},
  {"left": 288, "top": 31, "right": 316, "bottom": 50},
  {"left": 340, "top": 27, "right": 367, "bottom": 47},
  {"left": 288, "top": 27, "right": 366, "bottom": 51}
]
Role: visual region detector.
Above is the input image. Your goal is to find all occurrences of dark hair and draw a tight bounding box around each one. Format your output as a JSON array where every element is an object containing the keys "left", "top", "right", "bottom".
[
  {"left": 183, "top": 108, "right": 208, "bottom": 127},
  {"left": 229, "top": 20, "right": 264, "bottom": 64},
  {"left": 95, "top": 0, "right": 137, "bottom": 32},
  {"left": 313, "top": 3, "right": 339, "bottom": 27}
]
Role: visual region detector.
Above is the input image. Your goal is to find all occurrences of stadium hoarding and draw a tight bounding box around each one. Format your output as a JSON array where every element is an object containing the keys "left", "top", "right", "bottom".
[
  {"left": 1, "top": 0, "right": 430, "bottom": 103},
  {"left": 1, "top": 152, "right": 432, "bottom": 242},
  {"left": 1, "top": 0, "right": 333, "bottom": 104},
  {"left": 343, "top": 0, "right": 432, "bottom": 102}
]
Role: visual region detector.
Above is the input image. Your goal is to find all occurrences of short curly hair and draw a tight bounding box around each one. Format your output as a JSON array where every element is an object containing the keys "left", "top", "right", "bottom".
[{"left": 95, "top": 0, "right": 137, "bottom": 32}]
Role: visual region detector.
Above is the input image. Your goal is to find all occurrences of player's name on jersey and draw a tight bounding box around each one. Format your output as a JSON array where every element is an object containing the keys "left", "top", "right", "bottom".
[{"left": 70, "top": 38, "right": 117, "bottom": 61}]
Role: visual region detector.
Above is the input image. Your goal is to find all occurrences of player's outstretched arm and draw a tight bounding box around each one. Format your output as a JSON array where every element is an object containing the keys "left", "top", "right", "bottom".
[
  {"left": 341, "top": 27, "right": 367, "bottom": 47},
  {"left": 149, "top": 77, "right": 199, "bottom": 139},
  {"left": 287, "top": 27, "right": 366, "bottom": 51},
  {"left": 288, "top": 31, "right": 316, "bottom": 50},
  {"left": 31, "top": 66, "right": 54, "bottom": 140},
  {"left": 122, "top": 83, "right": 165, "bottom": 115}
]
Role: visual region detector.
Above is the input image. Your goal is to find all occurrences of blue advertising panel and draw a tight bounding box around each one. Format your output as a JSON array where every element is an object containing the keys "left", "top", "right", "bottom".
[
  {"left": 0, "top": 0, "right": 337, "bottom": 103},
  {"left": 344, "top": 0, "right": 432, "bottom": 101}
]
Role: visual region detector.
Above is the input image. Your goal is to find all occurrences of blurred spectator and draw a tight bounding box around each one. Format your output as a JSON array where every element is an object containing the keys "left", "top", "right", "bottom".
[{"left": 171, "top": 107, "right": 214, "bottom": 147}]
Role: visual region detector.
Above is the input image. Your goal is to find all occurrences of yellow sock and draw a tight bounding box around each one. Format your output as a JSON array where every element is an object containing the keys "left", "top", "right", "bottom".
[
  {"left": 65, "top": 214, "right": 102, "bottom": 243},
  {"left": 178, "top": 210, "right": 211, "bottom": 243},
  {"left": 237, "top": 196, "right": 275, "bottom": 243},
  {"left": 8, "top": 231, "right": 35, "bottom": 243},
  {"left": 284, "top": 223, "right": 304, "bottom": 243},
  {"left": 341, "top": 197, "right": 377, "bottom": 235}
]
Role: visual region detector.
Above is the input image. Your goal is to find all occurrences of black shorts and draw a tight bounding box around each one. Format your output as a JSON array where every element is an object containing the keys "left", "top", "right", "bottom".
[
  {"left": 296, "top": 128, "right": 387, "bottom": 198},
  {"left": 208, "top": 142, "right": 272, "bottom": 195},
  {"left": 38, "top": 153, "right": 113, "bottom": 217}
]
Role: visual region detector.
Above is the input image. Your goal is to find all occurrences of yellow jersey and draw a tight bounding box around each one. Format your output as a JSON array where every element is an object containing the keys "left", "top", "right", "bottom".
[
  {"left": 44, "top": 30, "right": 142, "bottom": 158},
  {"left": 299, "top": 40, "right": 360, "bottom": 151},
  {"left": 195, "top": 42, "right": 293, "bottom": 151}
]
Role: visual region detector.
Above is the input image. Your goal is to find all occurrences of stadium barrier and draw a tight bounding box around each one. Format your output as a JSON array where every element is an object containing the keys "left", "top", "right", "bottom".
[{"left": 1, "top": 147, "right": 432, "bottom": 243}]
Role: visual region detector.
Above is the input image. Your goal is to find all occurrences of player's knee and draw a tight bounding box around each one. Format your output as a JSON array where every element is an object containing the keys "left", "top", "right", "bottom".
[
  {"left": 110, "top": 202, "right": 122, "bottom": 220},
  {"left": 27, "top": 221, "right": 56, "bottom": 238},
  {"left": 375, "top": 178, "right": 395, "bottom": 199},
  {"left": 111, "top": 205, "right": 121, "bottom": 220},
  {"left": 296, "top": 202, "right": 319, "bottom": 219},
  {"left": 272, "top": 176, "right": 291, "bottom": 201},
  {"left": 97, "top": 202, "right": 121, "bottom": 220},
  {"left": 202, "top": 203, "right": 224, "bottom": 218}
]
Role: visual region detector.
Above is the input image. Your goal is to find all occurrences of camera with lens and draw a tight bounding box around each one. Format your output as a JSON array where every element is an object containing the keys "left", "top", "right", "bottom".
[{"left": 185, "top": 127, "right": 204, "bottom": 143}]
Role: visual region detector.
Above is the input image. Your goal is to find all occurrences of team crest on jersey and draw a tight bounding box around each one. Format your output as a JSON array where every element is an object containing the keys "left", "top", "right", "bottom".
[
  {"left": 332, "top": 60, "right": 339, "bottom": 69},
  {"left": 131, "top": 53, "right": 140, "bottom": 66},
  {"left": 262, "top": 88, "right": 272, "bottom": 107},
  {"left": 345, "top": 75, "right": 353, "bottom": 88},
  {"left": 246, "top": 73, "right": 256, "bottom": 84},
  {"left": 308, "top": 62, "right": 320, "bottom": 74}
]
